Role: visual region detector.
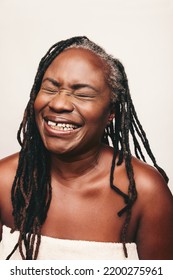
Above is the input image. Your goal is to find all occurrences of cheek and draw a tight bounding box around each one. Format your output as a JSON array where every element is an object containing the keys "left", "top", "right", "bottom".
[
  {"left": 34, "top": 94, "right": 43, "bottom": 113},
  {"left": 33, "top": 96, "right": 45, "bottom": 129},
  {"left": 81, "top": 103, "right": 110, "bottom": 125},
  {"left": 34, "top": 92, "right": 50, "bottom": 114}
]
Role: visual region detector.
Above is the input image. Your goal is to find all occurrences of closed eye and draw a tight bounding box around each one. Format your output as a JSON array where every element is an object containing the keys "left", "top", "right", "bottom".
[
  {"left": 74, "top": 93, "right": 96, "bottom": 99},
  {"left": 41, "top": 87, "right": 58, "bottom": 94}
]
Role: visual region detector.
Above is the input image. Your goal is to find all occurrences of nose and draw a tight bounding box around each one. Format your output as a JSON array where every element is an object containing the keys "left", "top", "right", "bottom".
[{"left": 48, "top": 90, "right": 74, "bottom": 113}]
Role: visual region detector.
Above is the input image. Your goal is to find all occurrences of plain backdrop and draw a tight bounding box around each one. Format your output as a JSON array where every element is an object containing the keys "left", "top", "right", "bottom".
[{"left": 0, "top": 0, "right": 173, "bottom": 192}]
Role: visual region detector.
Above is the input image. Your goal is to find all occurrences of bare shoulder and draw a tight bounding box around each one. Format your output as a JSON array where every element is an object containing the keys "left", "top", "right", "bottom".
[
  {"left": 132, "top": 157, "right": 172, "bottom": 204},
  {"left": 0, "top": 153, "right": 19, "bottom": 185},
  {"left": 0, "top": 153, "right": 19, "bottom": 236},
  {"left": 0, "top": 152, "right": 19, "bottom": 203},
  {"left": 0, "top": 153, "right": 19, "bottom": 220},
  {"left": 131, "top": 156, "right": 173, "bottom": 221},
  {"left": 0, "top": 152, "right": 19, "bottom": 167},
  {"left": 131, "top": 157, "right": 173, "bottom": 259}
]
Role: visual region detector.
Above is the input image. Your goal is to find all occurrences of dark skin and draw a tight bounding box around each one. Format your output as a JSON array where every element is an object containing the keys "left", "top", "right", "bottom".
[{"left": 0, "top": 48, "right": 173, "bottom": 259}]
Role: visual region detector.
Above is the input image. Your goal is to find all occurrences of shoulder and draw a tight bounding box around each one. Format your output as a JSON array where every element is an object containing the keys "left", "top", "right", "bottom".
[
  {"left": 0, "top": 153, "right": 19, "bottom": 184},
  {"left": 131, "top": 157, "right": 172, "bottom": 205},
  {"left": 114, "top": 153, "right": 171, "bottom": 197},
  {"left": 0, "top": 152, "right": 19, "bottom": 199},
  {"left": 0, "top": 153, "right": 19, "bottom": 227},
  {"left": 129, "top": 157, "right": 173, "bottom": 219},
  {"left": 113, "top": 153, "right": 173, "bottom": 258},
  {"left": 130, "top": 157, "right": 173, "bottom": 259}
]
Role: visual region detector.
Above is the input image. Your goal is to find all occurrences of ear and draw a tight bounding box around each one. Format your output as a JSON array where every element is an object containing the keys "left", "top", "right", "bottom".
[
  {"left": 107, "top": 102, "right": 115, "bottom": 124},
  {"left": 107, "top": 112, "right": 115, "bottom": 124}
]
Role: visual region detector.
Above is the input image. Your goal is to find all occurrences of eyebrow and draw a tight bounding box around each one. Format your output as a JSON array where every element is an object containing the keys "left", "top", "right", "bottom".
[
  {"left": 42, "top": 77, "right": 99, "bottom": 92},
  {"left": 42, "top": 78, "right": 60, "bottom": 87}
]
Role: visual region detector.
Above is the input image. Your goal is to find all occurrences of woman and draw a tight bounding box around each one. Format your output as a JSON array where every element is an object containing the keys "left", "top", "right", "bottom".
[{"left": 0, "top": 36, "right": 172, "bottom": 260}]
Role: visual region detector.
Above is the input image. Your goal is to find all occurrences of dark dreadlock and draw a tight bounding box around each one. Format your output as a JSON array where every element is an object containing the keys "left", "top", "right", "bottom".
[{"left": 6, "top": 36, "right": 168, "bottom": 259}]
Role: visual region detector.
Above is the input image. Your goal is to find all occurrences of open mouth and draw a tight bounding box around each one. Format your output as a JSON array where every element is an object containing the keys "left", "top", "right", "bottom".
[{"left": 47, "top": 120, "right": 79, "bottom": 131}]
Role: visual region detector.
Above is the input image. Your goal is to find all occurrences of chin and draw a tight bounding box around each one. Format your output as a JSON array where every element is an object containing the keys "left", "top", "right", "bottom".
[{"left": 44, "top": 142, "right": 76, "bottom": 156}]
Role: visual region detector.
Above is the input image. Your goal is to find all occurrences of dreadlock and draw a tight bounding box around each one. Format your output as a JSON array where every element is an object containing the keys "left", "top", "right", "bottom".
[{"left": 6, "top": 36, "right": 168, "bottom": 259}]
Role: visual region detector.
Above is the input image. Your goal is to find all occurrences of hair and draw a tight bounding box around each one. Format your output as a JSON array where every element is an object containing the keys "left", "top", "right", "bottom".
[{"left": 6, "top": 36, "right": 168, "bottom": 259}]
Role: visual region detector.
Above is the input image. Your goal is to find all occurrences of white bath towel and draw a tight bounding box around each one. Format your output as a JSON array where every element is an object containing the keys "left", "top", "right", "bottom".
[{"left": 0, "top": 225, "right": 138, "bottom": 260}]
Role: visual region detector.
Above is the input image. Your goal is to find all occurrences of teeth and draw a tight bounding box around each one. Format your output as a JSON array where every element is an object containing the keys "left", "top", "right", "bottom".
[
  {"left": 48, "top": 120, "right": 56, "bottom": 126},
  {"left": 47, "top": 121, "right": 78, "bottom": 130}
]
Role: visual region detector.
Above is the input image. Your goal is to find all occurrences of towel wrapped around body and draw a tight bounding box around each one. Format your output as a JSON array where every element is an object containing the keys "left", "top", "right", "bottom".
[{"left": 0, "top": 225, "right": 139, "bottom": 260}]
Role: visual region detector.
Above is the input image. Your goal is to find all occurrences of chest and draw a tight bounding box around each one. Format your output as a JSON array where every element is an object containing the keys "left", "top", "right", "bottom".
[{"left": 41, "top": 183, "right": 129, "bottom": 242}]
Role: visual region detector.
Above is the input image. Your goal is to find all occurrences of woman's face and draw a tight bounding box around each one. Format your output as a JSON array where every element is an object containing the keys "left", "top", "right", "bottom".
[{"left": 34, "top": 48, "right": 114, "bottom": 157}]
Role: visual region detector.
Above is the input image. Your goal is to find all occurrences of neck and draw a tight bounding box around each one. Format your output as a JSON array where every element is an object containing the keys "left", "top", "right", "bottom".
[{"left": 50, "top": 144, "right": 104, "bottom": 181}]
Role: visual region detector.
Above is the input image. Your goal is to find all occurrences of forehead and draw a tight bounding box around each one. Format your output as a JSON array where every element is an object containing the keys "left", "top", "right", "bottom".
[
  {"left": 53, "top": 47, "right": 106, "bottom": 68},
  {"left": 44, "top": 48, "right": 108, "bottom": 84}
]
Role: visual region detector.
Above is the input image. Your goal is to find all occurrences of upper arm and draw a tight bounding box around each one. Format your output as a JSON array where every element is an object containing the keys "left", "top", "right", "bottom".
[
  {"left": 0, "top": 153, "right": 19, "bottom": 230},
  {"left": 135, "top": 165, "right": 173, "bottom": 259}
]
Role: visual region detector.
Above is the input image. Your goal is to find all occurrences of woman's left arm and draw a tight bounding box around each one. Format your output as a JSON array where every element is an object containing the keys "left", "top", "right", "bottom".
[{"left": 135, "top": 165, "right": 173, "bottom": 260}]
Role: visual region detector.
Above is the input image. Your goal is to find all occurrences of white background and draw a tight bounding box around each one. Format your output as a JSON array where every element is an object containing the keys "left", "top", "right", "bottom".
[{"left": 0, "top": 0, "right": 173, "bottom": 192}]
